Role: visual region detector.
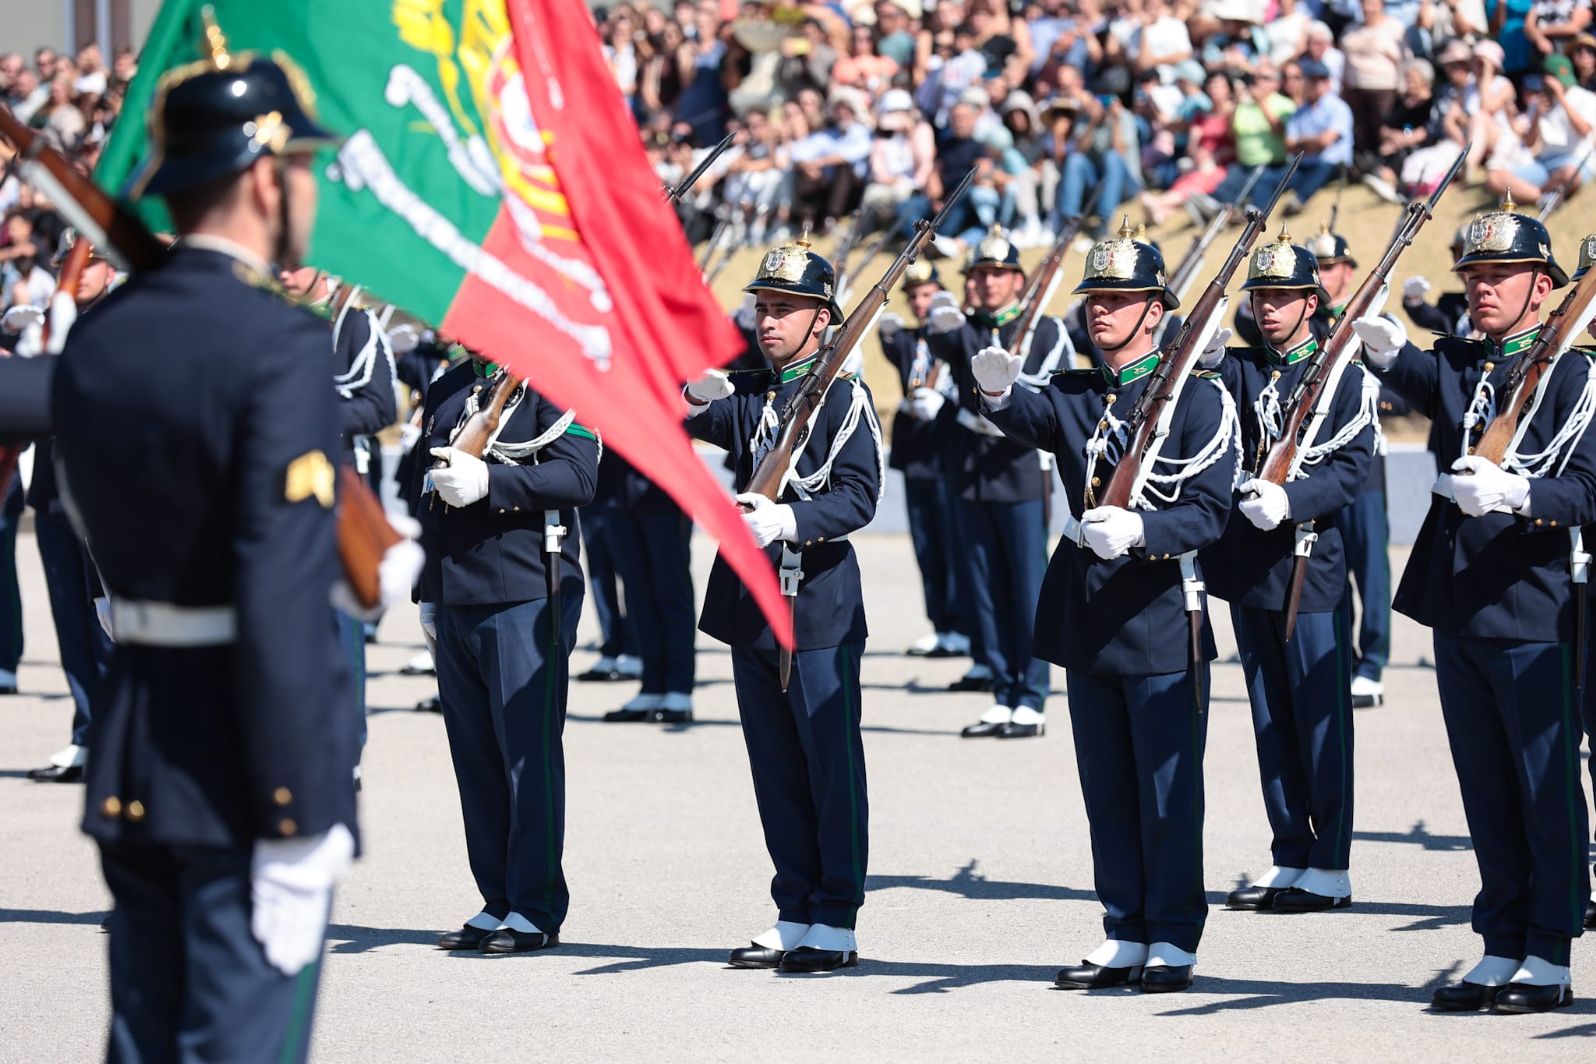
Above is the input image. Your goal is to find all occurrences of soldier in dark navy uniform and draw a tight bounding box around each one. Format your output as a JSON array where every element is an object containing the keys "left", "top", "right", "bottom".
[
  {"left": 684, "top": 239, "right": 880, "bottom": 973},
  {"left": 51, "top": 37, "right": 364, "bottom": 1062},
  {"left": 417, "top": 351, "right": 599, "bottom": 954},
  {"left": 1402, "top": 225, "right": 1475, "bottom": 339},
  {"left": 925, "top": 227, "right": 1066, "bottom": 738},
  {"left": 1355, "top": 203, "right": 1595, "bottom": 1013},
  {"left": 578, "top": 452, "right": 643, "bottom": 686},
  {"left": 973, "top": 224, "right": 1236, "bottom": 993},
  {"left": 1570, "top": 236, "right": 1596, "bottom": 934},
  {"left": 1201, "top": 231, "right": 1374, "bottom": 915},
  {"left": 876, "top": 260, "right": 968, "bottom": 659}
]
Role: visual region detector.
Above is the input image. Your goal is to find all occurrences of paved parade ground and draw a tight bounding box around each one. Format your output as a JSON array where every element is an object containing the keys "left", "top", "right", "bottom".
[{"left": 2, "top": 528, "right": 1594, "bottom": 1062}]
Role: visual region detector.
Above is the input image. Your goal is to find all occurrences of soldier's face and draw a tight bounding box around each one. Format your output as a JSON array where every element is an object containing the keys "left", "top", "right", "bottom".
[
  {"left": 906, "top": 282, "right": 941, "bottom": 320},
  {"left": 1461, "top": 263, "right": 1553, "bottom": 336},
  {"left": 1086, "top": 291, "right": 1162, "bottom": 352},
  {"left": 969, "top": 266, "right": 1023, "bottom": 311},
  {"left": 277, "top": 265, "right": 326, "bottom": 299},
  {"left": 1250, "top": 289, "right": 1317, "bottom": 346},
  {"left": 755, "top": 294, "right": 830, "bottom": 363},
  {"left": 75, "top": 259, "right": 114, "bottom": 304},
  {"left": 1320, "top": 261, "right": 1353, "bottom": 300}
]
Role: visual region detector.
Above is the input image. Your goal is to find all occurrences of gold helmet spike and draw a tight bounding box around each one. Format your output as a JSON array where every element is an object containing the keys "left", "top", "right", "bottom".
[
  {"left": 201, "top": 5, "right": 232, "bottom": 70},
  {"left": 1501, "top": 189, "right": 1516, "bottom": 214},
  {"left": 1277, "top": 223, "right": 1292, "bottom": 244},
  {"left": 797, "top": 221, "right": 813, "bottom": 249},
  {"left": 1117, "top": 215, "right": 1135, "bottom": 240}
]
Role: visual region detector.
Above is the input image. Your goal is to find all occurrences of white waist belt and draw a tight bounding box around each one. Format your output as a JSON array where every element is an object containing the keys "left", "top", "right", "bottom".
[
  {"left": 110, "top": 600, "right": 237, "bottom": 647},
  {"left": 1432, "top": 473, "right": 1456, "bottom": 501},
  {"left": 1059, "top": 513, "right": 1086, "bottom": 547},
  {"left": 956, "top": 408, "right": 1007, "bottom": 438}
]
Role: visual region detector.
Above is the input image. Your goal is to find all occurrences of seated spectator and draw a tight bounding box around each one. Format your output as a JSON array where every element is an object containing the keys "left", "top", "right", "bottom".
[
  {"left": 832, "top": 22, "right": 900, "bottom": 94},
  {"left": 968, "top": 0, "right": 1036, "bottom": 86},
  {"left": 873, "top": 0, "right": 919, "bottom": 68},
  {"left": 1575, "top": 33, "right": 1596, "bottom": 90},
  {"left": 1339, "top": 0, "right": 1407, "bottom": 159},
  {"left": 1487, "top": 54, "right": 1596, "bottom": 206},
  {"left": 1192, "top": 65, "right": 1296, "bottom": 217},
  {"left": 860, "top": 89, "right": 936, "bottom": 231},
  {"left": 1414, "top": 0, "right": 1488, "bottom": 56},
  {"left": 1525, "top": 0, "right": 1594, "bottom": 61},
  {"left": 777, "top": 17, "right": 840, "bottom": 98},
  {"left": 998, "top": 89, "right": 1053, "bottom": 244},
  {"left": 721, "top": 107, "right": 789, "bottom": 242},
  {"left": 1033, "top": 0, "right": 1106, "bottom": 89},
  {"left": 1364, "top": 57, "right": 1438, "bottom": 201},
  {"left": 786, "top": 92, "right": 872, "bottom": 231},
  {"left": 1485, "top": 0, "right": 1535, "bottom": 77},
  {"left": 1301, "top": 21, "right": 1347, "bottom": 93},
  {"left": 1267, "top": 58, "right": 1354, "bottom": 213},
  {"left": 1049, "top": 85, "right": 1144, "bottom": 242},
  {"left": 1445, "top": 39, "right": 1518, "bottom": 178},
  {"left": 1201, "top": 0, "right": 1271, "bottom": 75},
  {"left": 1266, "top": 0, "right": 1313, "bottom": 65},
  {"left": 1141, "top": 70, "right": 1237, "bottom": 224},
  {"left": 894, "top": 100, "right": 1003, "bottom": 252},
  {"left": 1128, "top": 0, "right": 1196, "bottom": 83}
]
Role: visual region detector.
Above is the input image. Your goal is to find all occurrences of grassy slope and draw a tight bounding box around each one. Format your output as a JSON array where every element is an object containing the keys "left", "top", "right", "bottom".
[{"left": 704, "top": 184, "right": 1596, "bottom": 444}]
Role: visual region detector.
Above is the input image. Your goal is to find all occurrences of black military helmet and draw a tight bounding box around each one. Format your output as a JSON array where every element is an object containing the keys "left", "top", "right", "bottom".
[
  {"left": 1574, "top": 233, "right": 1596, "bottom": 282},
  {"left": 901, "top": 258, "right": 942, "bottom": 290},
  {"left": 51, "top": 228, "right": 112, "bottom": 269},
  {"left": 129, "top": 13, "right": 339, "bottom": 200},
  {"left": 1305, "top": 223, "right": 1356, "bottom": 268},
  {"left": 965, "top": 226, "right": 1023, "bottom": 273},
  {"left": 1452, "top": 193, "right": 1568, "bottom": 288},
  {"left": 1242, "top": 227, "right": 1324, "bottom": 295},
  {"left": 1073, "top": 217, "right": 1178, "bottom": 309},
  {"left": 744, "top": 234, "right": 842, "bottom": 321}
]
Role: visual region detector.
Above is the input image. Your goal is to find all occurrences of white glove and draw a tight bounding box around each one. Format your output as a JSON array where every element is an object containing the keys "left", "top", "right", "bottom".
[
  {"left": 378, "top": 515, "right": 425, "bottom": 609},
  {"left": 1403, "top": 276, "right": 1431, "bottom": 303},
  {"left": 2, "top": 304, "right": 44, "bottom": 334},
  {"left": 94, "top": 597, "right": 113, "bottom": 641},
  {"left": 972, "top": 345, "right": 1024, "bottom": 395},
  {"left": 398, "top": 421, "right": 422, "bottom": 450},
  {"left": 1351, "top": 315, "right": 1407, "bottom": 369},
  {"left": 686, "top": 368, "right": 734, "bottom": 405},
  {"left": 1199, "top": 326, "right": 1232, "bottom": 369},
  {"left": 910, "top": 386, "right": 945, "bottom": 421},
  {"left": 1450, "top": 455, "right": 1531, "bottom": 516},
  {"left": 429, "top": 447, "right": 491, "bottom": 508},
  {"left": 878, "top": 312, "right": 905, "bottom": 340},
  {"left": 1080, "top": 506, "right": 1146, "bottom": 560},
  {"left": 386, "top": 323, "right": 420, "bottom": 355},
  {"left": 733, "top": 292, "right": 758, "bottom": 331},
  {"left": 735, "top": 492, "right": 798, "bottom": 547},
  {"left": 1237, "top": 477, "right": 1291, "bottom": 530},
  {"left": 251, "top": 823, "right": 355, "bottom": 976},
  {"left": 927, "top": 292, "right": 965, "bottom": 335}
]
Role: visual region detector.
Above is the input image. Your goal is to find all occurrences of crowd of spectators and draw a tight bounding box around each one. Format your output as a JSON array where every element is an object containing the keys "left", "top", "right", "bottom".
[
  {"left": 629, "top": 0, "right": 1596, "bottom": 259},
  {"left": 1, "top": 45, "right": 135, "bottom": 332}
]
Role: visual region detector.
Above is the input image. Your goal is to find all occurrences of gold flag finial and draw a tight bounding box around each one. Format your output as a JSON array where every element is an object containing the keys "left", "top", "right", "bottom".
[
  {"left": 201, "top": 5, "right": 232, "bottom": 69},
  {"left": 1117, "top": 215, "right": 1134, "bottom": 240},
  {"left": 1501, "top": 189, "right": 1516, "bottom": 214}
]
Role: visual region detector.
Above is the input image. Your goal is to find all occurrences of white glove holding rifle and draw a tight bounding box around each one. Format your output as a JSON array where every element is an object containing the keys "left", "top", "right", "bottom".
[{"left": 926, "top": 292, "right": 965, "bottom": 335}]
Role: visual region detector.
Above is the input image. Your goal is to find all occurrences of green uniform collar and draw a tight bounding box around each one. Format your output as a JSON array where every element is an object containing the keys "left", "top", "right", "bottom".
[
  {"left": 473, "top": 359, "right": 499, "bottom": 377},
  {"left": 971, "top": 303, "right": 1024, "bottom": 329},
  {"left": 1266, "top": 334, "right": 1317, "bottom": 366},
  {"left": 1497, "top": 325, "right": 1541, "bottom": 359},
  {"left": 777, "top": 355, "right": 818, "bottom": 383},
  {"left": 1101, "top": 351, "right": 1160, "bottom": 386}
]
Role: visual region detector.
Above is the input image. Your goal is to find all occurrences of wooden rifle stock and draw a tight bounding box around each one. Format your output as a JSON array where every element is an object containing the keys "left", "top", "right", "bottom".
[
  {"left": 0, "top": 102, "right": 403, "bottom": 608},
  {"left": 1473, "top": 264, "right": 1596, "bottom": 463},
  {"left": 446, "top": 368, "right": 523, "bottom": 460}
]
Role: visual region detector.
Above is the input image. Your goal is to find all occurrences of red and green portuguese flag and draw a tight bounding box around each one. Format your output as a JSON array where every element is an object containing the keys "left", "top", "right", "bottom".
[{"left": 99, "top": 0, "right": 792, "bottom": 644}]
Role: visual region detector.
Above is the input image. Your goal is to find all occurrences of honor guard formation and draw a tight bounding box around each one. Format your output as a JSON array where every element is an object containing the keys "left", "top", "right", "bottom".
[{"left": 7, "top": 7, "right": 1596, "bottom": 1061}]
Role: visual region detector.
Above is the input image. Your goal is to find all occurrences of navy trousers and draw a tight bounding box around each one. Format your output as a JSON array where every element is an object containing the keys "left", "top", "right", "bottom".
[
  {"left": 35, "top": 512, "right": 112, "bottom": 747},
  {"left": 1340, "top": 486, "right": 1392, "bottom": 682},
  {"left": 731, "top": 642, "right": 868, "bottom": 929},
  {"left": 608, "top": 507, "right": 696, "bottom": 694},
  {"left": 436, "top": 596, "right": 581, "bottom": 932},
  {"left": 1066, "top": 665, "right": 1210, "bottom": 953},
  {"left": 0, "top": 477, "right": 21, "bottom": 675},
  {"left": 335, "top": 609, "right": 367, "bottom": 751},
  {"left": 904, "top": 476, "right": 959, "bottom": 637},
  {"left": 1583, "top": 601, "right": 1596, "bottom": 855},
  {"left": 1232, "top": 605, "right": 1355, "bottom": 870},
  {"left": 1434, "top": 632, "right": 1590, "bottom": 965},
  {"left": 99, "top": 840, "right": 325, "bottom": 1064},
  {"left": 954, "top": 497, "right": 1049, "bottom": 710},
  {"left": 579, "top": 503, "right": 635, "bottom": 660}
]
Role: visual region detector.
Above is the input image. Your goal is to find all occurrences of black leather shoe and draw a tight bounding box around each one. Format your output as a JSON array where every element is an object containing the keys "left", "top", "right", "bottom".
[
  {"left": 728, "top": 943, "right": 786, "bottom": 969},
  {"left": 998, "top": 721, "right": 1044, "bottom": 738},
  {"left": 1584, "top": 898, "right": 1596, "bottom": 930},
  {"left": 960, "top": 721, "right": 1005, "bottom": 738},
  {"left": 779, "top": 947, "right": 858, "bottom": 972},
  {"left": 26, "top": 764, "right": 84, "bottom": 783},
  {"left": 947, "top": 675, "right": 995, "bottom": 693},
  {"left": 1431, "top": 982, "right": 1501, "bottom": 1012},
  {"left": 1141, "top": 964, "right": 1194, "bottom": 992},
  {"left": 1225, "top": 885, "right": 1285, "bottom": 911},
  {"left": 1492, "top": 982, "right": 1572, "bottom": 1014},
  {"left": 1054, "top": 962, "right": 1140, "bottom": 989},
  {"left": 414, "top": 696, "right": 441, "bottom": 713},
  {"left": 0, "top": 681, "right": 16, "bottom": 695},
  {"left": 479, "top": 929, "right": 559, "bottom": 954},
  {"left": 603, "top": 708, "right": 653, "bottom": 722},
  {"left": 577, "top": 666, "right": 626, "bottom": 682},
  {"left": 437, "top": 924, "right": 494, "bottom": 951},
  {"left": 1271, "top": 888, "right": 1351, "bottom": 913},
  {"left": 652, "top": 709, "right": 694, "bottom": 724}
]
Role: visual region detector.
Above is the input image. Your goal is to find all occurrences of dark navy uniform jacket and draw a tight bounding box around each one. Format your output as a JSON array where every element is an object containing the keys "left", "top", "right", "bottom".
[
  {"left": 879, "top": 323, "right": 946, "bottom": 481},
  {"left": 1407, "top": 291, "right": 1472, "bottom": 339},
  {"left": 413, "top": 361, "right": 598, "bottom": 606},
  {"left": 927, "top": 309, "right": 1066, "bottom": 503},
  {"left": 982, "top": 363, "right": 1237, "bottom": 675},
  {"left": 52, "top": 245, "right": 356, "bottom": 849},
  {"left": 331, "top": 304, "right": 397, "bottom": 458},
  {"left": 687, "top": 360, "right": 881, "bottom": 651},
  {"left": 1202, "top": 338, "right": 1374, "bottom": 613},
  {"left": 0, "top": 356, "right": 52, "bottom": 443},
  {"left": 1373, "top": 332, "right": 1596, "bottom": 642}
]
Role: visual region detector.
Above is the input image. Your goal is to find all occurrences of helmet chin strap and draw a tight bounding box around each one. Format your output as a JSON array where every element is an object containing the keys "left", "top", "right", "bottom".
[
  {"left": 1255, "top": 292, "right": 1312, "bottom": 355},
  {"left": 271, "top": 157, "right": 297, "bottom": 271},
  {"left": 1499, "top": 267, "right": 1541, "bottom": 343}
]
